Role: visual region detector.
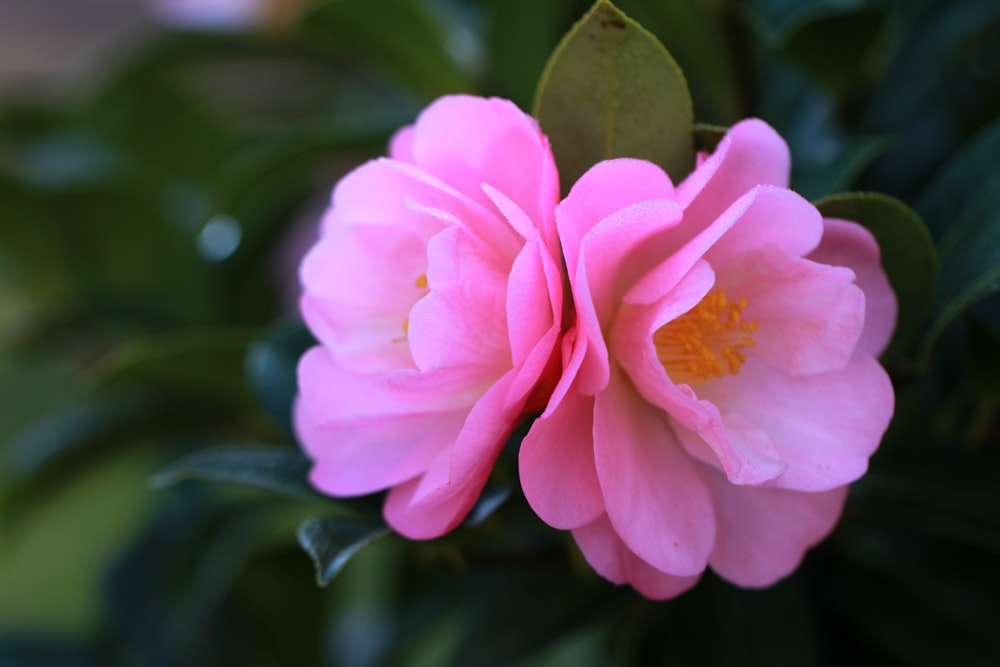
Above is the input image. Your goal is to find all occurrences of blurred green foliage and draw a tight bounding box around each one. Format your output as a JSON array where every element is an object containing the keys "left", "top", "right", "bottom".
[{"left": 1, "top": 0, "right": 999, "bottom": 665}]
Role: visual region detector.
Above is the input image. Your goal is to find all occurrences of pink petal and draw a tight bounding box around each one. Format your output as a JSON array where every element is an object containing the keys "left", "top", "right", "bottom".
[
  {"left": 702, "top": 185, "right": 823, "bottom": 265},
  {"left": 704, "top": 468, "right": 848, "bottom": 587},
  {"left": 383, "top": 371, "right": 519, "bottom": 538},
  {"left": 406, "top": 227, "right": 511, "bottom": 374},
  {"left": 389, "top": 125, "right": 415, "bottom": 162},
  {"left": 700, "top": 355, "right": 894, "bottom": 492},
  {"left": 573, "top": 514, "right": 701, "bottom": 599},
  {"left": 593, "top": 369, "right": 715, "bottom": 576},
  {"left": 676, "top": 119, "right": 791, "bottom": 222},
  {"left": 519, "top": 389, "right": 604, "bottom": 530},
  {"left": 299, "top": 223, "right": 426, "bottom": 373},
  {"left": 717, "top": 246, "right": 865, "bottom": 376},
  {"left": 295, "top": 397, "right": 463, "bottom": 496},
  {"left": 556, "top": 158, "right": 675, "bottom": 281},
  {"left": 613, "top": 259, "right": 719, "bottom": 434},
  {"left": 408, "top": 95, "right": 560, "bottom": 236},
  {"left": 809, "top": 218, "right": 897, "bottom": 357},
  {"left": 623, "top": 186, "right": 818, "bottom": 307},
  {"left": 297, "top": 346, "right": 486, "bottom": 422}
]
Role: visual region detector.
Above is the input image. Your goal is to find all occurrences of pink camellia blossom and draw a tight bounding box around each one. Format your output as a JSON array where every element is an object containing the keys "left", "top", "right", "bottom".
[
  {"left": 519, "top": 119, "right": 896, "bottom": 599},
  {"left": 295, "top": 95, "right": 563, "bottom": 539}
]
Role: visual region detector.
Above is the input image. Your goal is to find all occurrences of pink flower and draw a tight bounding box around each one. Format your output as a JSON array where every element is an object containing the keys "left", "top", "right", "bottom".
[
  {"left": 295, "top": 95, "right": 564, "bottom": 539},
  {"left": 519, "top": 119, "right": 896, "bottom": 599}
]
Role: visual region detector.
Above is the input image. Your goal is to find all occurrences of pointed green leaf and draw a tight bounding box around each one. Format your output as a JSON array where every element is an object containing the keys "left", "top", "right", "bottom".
[
  {"left": 814, "top": 192, "right": 939, "bottom": 363},
  {"left": 152, "top": 445, "right": 324, "bottom": 501},
  {"left": 297, "top": 516, "right": 389, "bottom": 586},
  {"left": 534, "top": 0, "right": 694, "bottom": 190}
]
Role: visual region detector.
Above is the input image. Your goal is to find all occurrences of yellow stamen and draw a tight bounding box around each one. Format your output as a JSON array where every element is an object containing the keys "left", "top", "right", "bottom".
[{"left": 653, "top": 287, "right": 757, "bottom": 384}]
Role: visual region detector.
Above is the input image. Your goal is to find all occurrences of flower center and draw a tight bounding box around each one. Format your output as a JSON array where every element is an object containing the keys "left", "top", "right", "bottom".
[{"left": 653, "top": 286, "right": 757, "bottom": 384}]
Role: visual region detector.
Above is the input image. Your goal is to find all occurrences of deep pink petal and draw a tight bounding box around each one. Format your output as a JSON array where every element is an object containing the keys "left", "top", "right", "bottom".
[
  {"left": 388, "top": 125, "right": 415, "bottom": 162},
  {"left": 295, "top": 397, "right": 462, "bottom": 496},
  {"left": 573, "top": 514, "right": 702, "bottom": 600},
  {"left": 519, "top": 389, "right": 604, "bottom": 530},
  {"left": 809, "top": 218, "right": 897, "bottom": 357},
  {"left": 705, "top": 468, "right": 848, "bottom": 587},
  {"left": 716, "top": 246, "right": 865, "bottom": 376},
  {"left": 593, "top": 369, "right": 716, "bottom": 576},
  {"left": 700, "top": 355, "right": 894, "bottom": 492}
]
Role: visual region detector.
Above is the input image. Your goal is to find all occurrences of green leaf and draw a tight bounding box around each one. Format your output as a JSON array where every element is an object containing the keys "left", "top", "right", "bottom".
[
  {"left": 302, "top": 0, "right": 470, "bottom": 100},
  {"left": 611, "top": 0, "right": 742, "bottom": 124},
  {"left": 246, "top": 322, "right": 316, "bottom": 435},
  {"left": 814, "top": 192, "right": 939, "bottom": 363},
  {"left": 152, "top": 445, "right": 324, "bottom": 501},
  {"left": 296, "top": 516, "right": 389, "bottom": 586},
  {"left": 534, "top": 0, "right": 694, "bottom": 190}
]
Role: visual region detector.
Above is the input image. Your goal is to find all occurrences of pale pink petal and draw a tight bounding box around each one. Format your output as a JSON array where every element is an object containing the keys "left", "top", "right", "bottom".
[
  {"left": 809, "top": 218, "right": 897, "bottom": 357},
  {"left": 295, "top": 397, "right": 463, "bottom": 496},
  {"left": 705, "top": 468, "right": 848, "bottom": 587},
  {"left": 700, "top": 355, "right": 894, "bottom": 492},
  {"left": 715, "top": 246, "right": 864, "bottom": 377},
  {"left": 519, "top": 389, "right": 604, "bottom": 530},
  {"left": 593, "top": 369, "right": 715, "bottom": 576},
  {"left": 676, "top": 119, "right": 791, "bottom": 221},
  {"left": 408, "top": 95, "right": 559, "bottom": 235},
  {"left": 573, "top": 514, "right": 701, "bottom": 600}
]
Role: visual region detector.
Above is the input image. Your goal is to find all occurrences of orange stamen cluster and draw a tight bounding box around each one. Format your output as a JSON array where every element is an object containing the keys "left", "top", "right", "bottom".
[{"left": 653, "top": 287, "right": 757, "bottom": 384}]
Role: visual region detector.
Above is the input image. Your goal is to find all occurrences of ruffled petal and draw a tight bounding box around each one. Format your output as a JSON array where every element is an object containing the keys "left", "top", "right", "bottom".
[
  {"left": 573, "top": 514, "right": 702, "bottom": 600},
  {"left": 676, "top": 119, "right": 791, "bottom": 224},
  {"left": 295, "top": 397, "right": 463, "bottom": 496},
  {"left": 700, "top": 355, "right": 894, "bottom": 492},
  {"left": 705, "top": 468, "right": 848, "bottom": 587},
  {"left": 297, "top": 346, "right": 487, "bottom": 421},
  {"left": 408, "top": 95, "right": 560, "bottom": 240},
  {"left": 593, "top": 369, "right": 715, "bottom": 576},
  {"left": 519, "top": 389, "right": 604, "bottom": 530},
  {"left": 809, "top": 218, "right": 897, "bottom": 357},
  {"left": 407, "top": 230, "right": 510, "bottom": 374},
  {"left": 716, "top": 246, "right": 865, "bottom": 377},
  {"left": 383, "top": 371, "right": 519, "bottom": 538}
]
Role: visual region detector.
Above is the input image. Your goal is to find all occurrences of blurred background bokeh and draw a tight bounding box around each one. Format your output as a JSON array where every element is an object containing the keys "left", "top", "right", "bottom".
[{"left": 1, "top": 1, "right": 999, "bottom": 665}]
